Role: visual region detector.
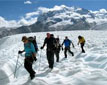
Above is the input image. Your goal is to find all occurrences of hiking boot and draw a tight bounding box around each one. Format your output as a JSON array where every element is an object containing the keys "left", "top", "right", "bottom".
[
  {"left": 30, "top": 72, "right": 36, "bottom": 80},
  {"left": 30, "top": 74, "right": 35, "bottom": 80},
  {"left": 33, "top": 71, "right": 36, "bottom": 75},
  {"left": 34, "top": 57, "right": 37, "bottom": 61},
  {"left": 56, "top": 60, "right": 59, "bottom": 62},
  {"left": 65, "top": 55, "right": 67, "bottom": 58},
  {"left": 48, "top": 68, "right": 53, "bottom": 72},
  {"left": 72, "top": 53, "right": 74, "bottom": 56},
  {"left": 82, "top": 50, "right": 85, "bottom": 53}
]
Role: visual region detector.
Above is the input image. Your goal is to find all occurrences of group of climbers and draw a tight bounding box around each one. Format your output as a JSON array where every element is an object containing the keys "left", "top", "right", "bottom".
[{"left": 18, "top": 33, "right": 85, "bottom": 80}]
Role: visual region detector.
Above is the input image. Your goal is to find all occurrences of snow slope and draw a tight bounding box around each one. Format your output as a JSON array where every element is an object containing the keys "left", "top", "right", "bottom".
[{"left": 0, "top": 31, "right": 107, "bottom": 85}]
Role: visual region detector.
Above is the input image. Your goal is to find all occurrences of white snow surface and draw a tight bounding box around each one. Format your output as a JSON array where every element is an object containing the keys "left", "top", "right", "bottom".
[{"left": 0, "top": 31, "right": 107, "bottom": 85}]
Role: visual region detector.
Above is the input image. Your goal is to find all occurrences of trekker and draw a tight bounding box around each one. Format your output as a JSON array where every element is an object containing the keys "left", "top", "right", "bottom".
[
  {"left": 62, "top": 36, "right": 74, "bottom": 58},
  {"left": 54, "top": 37, "right": 61, "bottom": 62},
  {"left": 78, "top": 35, "right": 85, "bottom": 53},
  {"left": 18, "top": 36, "right": 36, "bottom": 80},
  {"left": 41, "top": 33, "right": 56, "bottom": 70}
]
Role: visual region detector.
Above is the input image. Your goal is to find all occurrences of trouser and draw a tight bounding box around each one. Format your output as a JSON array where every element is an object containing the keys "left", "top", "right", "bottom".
[
  {"left": 81, "top": 43, "right": 85, "bottom": 53},
  {"left": 46, "top": 50, "right": 54, "bottom": 69},
  {"left": 54, "top": 50, "right": 60, "bottom": 62},
  {"left": 24, "top": 57, "right": 35, "bottom": 77},
  {"left": 64, "top": 47, "right": 74, "bottom": 58}
]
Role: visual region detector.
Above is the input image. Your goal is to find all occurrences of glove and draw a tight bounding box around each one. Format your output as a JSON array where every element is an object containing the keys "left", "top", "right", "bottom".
[
  {"left": 41, "top": 46, "right": 43, "bottom": 49},
  {"left": 37, "top": 48, "right": 39, "bottom": 51},
  {"left": 18, "top": 51, "right": 23, "bottom": 54},
  {"left": 34, "top": 57, "right": 37, "bottom": 61}
]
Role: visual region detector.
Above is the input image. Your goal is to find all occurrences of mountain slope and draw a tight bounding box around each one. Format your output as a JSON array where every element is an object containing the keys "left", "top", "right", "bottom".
[{"left": 91, "top": 23, "right": 107, "bottom": 30}]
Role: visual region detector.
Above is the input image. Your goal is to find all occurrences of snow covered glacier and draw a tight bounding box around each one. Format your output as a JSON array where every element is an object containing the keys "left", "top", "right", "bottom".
[{"left": 0, "top": 31, "right": 107, "bottom": 85}]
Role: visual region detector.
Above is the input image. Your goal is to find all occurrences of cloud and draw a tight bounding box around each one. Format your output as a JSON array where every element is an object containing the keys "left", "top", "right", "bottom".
[
  {"left": 24, "top": 1, "right": 32, "bottom": 4},
  {"left": 38, "top": 5, "right": 67, "bottom": 13},
  {"left": 99, "top": 9, "right": 107, "bottom": 13},
  {"left": 0, "top": 16, "right": 19, "bottom": 28},
  {"left": 0, "top": 8, "right": 40, "bottom": 29},
  {"left": 25, "top": 11, "right": 39, "bottom": 19},
  {"left": 18, "top": 17, "right": 37, "bottom": 26},
  {"left": 0, "top": 16, "right": 37, "bottom": 29}
]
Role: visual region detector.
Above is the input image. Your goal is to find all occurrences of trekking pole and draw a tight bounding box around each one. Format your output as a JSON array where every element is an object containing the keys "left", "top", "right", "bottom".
[
  {"left": 38, "top": 49, "right": 42, "bottom": 72},
  {"left": 14, "top": 54, "right": 20, "bottom": 78}
]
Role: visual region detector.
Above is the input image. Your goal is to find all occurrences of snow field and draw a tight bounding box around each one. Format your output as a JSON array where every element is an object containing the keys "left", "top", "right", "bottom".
[{"left": 0, "top": 31, "right": 107, "bottom": 85}]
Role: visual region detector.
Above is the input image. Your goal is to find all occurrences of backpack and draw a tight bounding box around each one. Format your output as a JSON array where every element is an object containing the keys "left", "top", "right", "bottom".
[
  {"left": 55, "top": 38, "right": 60, "bottom": 48},
  {"left": 28, "top": 37, "right": 38, "bottom": 52}
]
